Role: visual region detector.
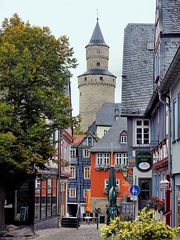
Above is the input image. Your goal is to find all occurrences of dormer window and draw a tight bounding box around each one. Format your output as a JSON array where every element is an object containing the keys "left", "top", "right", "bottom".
[
  {"left": 115, "top": 109, "right": 119, "bottom": 114},
  {"left": 120, "top": 130, "right": 127, "bottom": 143}
]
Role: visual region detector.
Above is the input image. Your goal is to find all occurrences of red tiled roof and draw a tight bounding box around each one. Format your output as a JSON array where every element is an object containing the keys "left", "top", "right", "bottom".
[{"left": 72, "top": 135, "right": 85, "bottom": 145}]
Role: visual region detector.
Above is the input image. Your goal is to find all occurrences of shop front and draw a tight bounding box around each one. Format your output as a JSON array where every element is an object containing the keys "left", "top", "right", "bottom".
[{"left": 4, "top": 171, "right": 59, "bottom": 230}]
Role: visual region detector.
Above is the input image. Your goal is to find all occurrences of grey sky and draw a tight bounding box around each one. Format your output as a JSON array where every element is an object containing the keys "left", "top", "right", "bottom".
[{"left": 1, "top": 0, "right": 156, "bottom": 116}]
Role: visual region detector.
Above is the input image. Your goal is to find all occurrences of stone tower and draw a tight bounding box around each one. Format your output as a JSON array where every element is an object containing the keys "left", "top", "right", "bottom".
[{"left": 78, "top": 19, "right": 116, "bottom": 132}]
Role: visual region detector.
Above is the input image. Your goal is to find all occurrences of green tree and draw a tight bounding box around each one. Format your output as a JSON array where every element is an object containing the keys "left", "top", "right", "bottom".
[
  {"left": 73, "top": 114, "right": 84, "bottom": 134},
  {"left": 0, "top": 14, "right": 77, "bottom": 228}
]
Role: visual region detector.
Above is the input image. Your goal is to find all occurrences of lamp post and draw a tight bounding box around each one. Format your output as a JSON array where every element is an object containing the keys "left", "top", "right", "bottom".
[{"left": 107, "top": 167, "right": 118, "bottom": 224}]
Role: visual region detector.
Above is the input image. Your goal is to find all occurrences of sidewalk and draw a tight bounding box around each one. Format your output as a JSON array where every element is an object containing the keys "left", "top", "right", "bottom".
[{"left": 36, "top": 224, "right": 103, "bottom": 240}]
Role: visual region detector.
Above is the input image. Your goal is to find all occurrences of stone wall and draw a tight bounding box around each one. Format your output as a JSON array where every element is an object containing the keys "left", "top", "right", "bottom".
[
  {"left": 86, "top": 45, "right": 109, "bottom": 70},
  {"left": 78, "top": 75, "right": 115, "bottom": 131}
]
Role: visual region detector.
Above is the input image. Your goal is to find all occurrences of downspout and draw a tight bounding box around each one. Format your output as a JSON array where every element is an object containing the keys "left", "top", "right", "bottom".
[
  {"left": 158, "top": 90, "right": 172, "bottom": 178},
  {"left": 158, "top": 90, "right": 172, "bottom": 225}
]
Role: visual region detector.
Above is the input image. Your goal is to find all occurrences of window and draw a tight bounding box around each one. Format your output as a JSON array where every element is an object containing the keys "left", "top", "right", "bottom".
[
  {"left": 83, "top": 149, "right": 90, "bottom": 158},
  {"left": 70, "top": 149, "right": 76, "bottom": 159},
  {"left": 104, "top": 179, "right": 120, "bottom": 191},
  {"left": 70, "top": 166, "right": 76, "bottom": 178},
  {"left": 104, "top": 179, "right": 109, "bottom": 191},
  {"left": 115, "top": 109, "right": 119, "bottom": 114},
  {"left": 100, "top": 76, "right": 103, "bottom": 80},
  {"left": 116, "top": 180, "right": 120, "bottom": 191},
  {"left": 69, "top": 188, "right": 76, "bottom": 198},
  {"left": 87, "top": 137, "right": 93, "bottom": 147},
  {"left": 104, "top": 129, "right": 108, "bottom": 135},
  {"left": 178, "top": 94, "right": 180, "bottom": 138},
  {"left": 96, "top": 153, "right": 110, "bottom": 166},
  {"left": 35, "top": 177, "right": 57, "bottom": 221},
  {"left": 120, "top": 131, "right": 127, "bottom": 143},
  {"left": 83, "top": 189, "right": 89, "bottom": 198},
  {"left": 135, "top": 119, "right": 150, "bottom": 145},
  {"left": 115, "top": 115, "right": 119, "bottom": 120},
  {"left": 173, "top": 99, "right": 177, "bottom": 141},
  {"left": 115, "top": 153, "right": 128, "bottom": 165},
  {"left": 84, "top": 167, "right": 90, "bottom": 179},
  {"left": 35, "top": 178, "right": 41, "bottom": 188},
  {"left": 138, "top": 178, "right": 152, "bottom": 210},
  {"left": 97, "top": 62, "right": 100, "bottom": 66},
  {"left": 147, "top": 42, "right": 154, "bottom": 51}
]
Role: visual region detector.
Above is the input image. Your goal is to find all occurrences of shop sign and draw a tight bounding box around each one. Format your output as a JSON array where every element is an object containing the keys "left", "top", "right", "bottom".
[{"left": 136, "top": 151, "right": 153, "bottom": 172}]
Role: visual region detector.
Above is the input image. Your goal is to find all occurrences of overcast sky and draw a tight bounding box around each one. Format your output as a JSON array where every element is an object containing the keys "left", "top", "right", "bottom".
[{"left": 1, "top": 0, "right": 156, "bottom": 116}]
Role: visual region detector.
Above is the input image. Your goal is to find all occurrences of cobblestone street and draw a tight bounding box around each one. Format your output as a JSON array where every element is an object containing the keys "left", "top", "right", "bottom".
[{"left": 36, "top": 224, "right": 103, "bottom": 240}]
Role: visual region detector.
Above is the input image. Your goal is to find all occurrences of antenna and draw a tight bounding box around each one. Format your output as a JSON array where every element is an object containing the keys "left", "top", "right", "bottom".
[{"left": 96, "top": 9, "right": 99, "bottom": 21}]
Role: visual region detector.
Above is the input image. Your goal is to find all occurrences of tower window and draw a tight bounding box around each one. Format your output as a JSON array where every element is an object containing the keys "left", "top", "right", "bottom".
[
  {"left": 97, "top": 62, "right": 100, "bottom": 66},
  {"left": 115, "top": 115, "right": 119, "bottom": 120}
]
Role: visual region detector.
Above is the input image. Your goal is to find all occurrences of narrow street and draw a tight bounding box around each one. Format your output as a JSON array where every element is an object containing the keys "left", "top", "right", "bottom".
[{"left": 36, "top": 224, "right": 103, "bottom": 240}]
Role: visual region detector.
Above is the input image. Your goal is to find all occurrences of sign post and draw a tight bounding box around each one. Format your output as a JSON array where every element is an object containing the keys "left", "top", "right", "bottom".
[{"left": 129, "top": 185, "right": 140, "bottom": 196}]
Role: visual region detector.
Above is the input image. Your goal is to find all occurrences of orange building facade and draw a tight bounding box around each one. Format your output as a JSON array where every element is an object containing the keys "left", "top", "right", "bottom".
[{"left": 90, "top": 151, "right": 131, "bottom": 218}]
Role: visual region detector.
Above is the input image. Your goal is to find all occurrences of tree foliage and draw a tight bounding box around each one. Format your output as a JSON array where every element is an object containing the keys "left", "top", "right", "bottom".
[
  {"left": 0, "top": 14, "right": 77, "bottom": 192},
  {"left": 101, "top": 208, "right": 180, "bottom": 240},
  {"left": 73, "top": 114, "right": 84, "bottom": 134}
]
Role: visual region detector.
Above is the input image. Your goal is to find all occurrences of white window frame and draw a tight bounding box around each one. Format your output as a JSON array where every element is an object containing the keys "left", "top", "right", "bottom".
[
  {"left": 104, "top": 179, "right": 109, "bottom": 190},
  {"left": 70, "top": 149, "right": 76, "bottom": 159},
  {"left": 96, "top": 153, "right": 103, "bottom": 165},
  {"left": 178, "top": 93, "right": 180, "bottom": 139},
  {"left": 173, "top": 98, "right": 177, "bottom": 141},
  {"left": 135, "top": 119, "right": 150, "bottom": 145},
  {"left": 120, "top": 135, "right": 127, "bottom": 143},
  {"left": 104, "top": 179, "right": 120, "bottom": 190},
  {"left": 86, "top": 137, "right": 93, "bottom": 147},
  {"left": 69, "top": 188, "right": 76, "bottom": 198},
  {"left": 47, "top": 178, "right": 52, "bottom": 188},
  {"left": 96, "top": 153, "right": 110, "bottom": 166},
  {"left": 70, "top": 166, "right": 76, "bottom": 179},
  {"left": 83, "top": 149, "right": 90, "bottom": 158},
  {"left": 104, "top": 129, "right": 108, "bottom": 135},
  {"left": 116, "top": 179, "right": 120, "bottom": 191},
  {"left": 84, "top": 167, "right": 90, "bottom": 179},
  {"left": 35, "top": 178, "right": 41, "bottom": 188},
  {"left": 115, "top": 153, "right": 128, "bottom": 165},
  {"left": 115, "top": 109, "right": 119, "bottom": 114}
]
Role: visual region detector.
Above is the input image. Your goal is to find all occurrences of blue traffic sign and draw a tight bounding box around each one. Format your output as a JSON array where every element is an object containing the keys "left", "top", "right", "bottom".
[{"left": 129, "top": 185, "right": 140, "bottom": 196}]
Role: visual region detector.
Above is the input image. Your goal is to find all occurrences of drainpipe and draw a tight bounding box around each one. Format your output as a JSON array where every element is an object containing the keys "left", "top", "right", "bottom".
[
  {"left": 158, "top": 91, "right": 172, "bottom": 178},
  {"left": 158, "top": 90, "right": 172, "bottom": 225}
]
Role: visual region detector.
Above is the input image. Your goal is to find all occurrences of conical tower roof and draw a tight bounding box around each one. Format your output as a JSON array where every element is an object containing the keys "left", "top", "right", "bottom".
[{"left": 86, "top": 18, "right": 109, "bottom": 47}]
